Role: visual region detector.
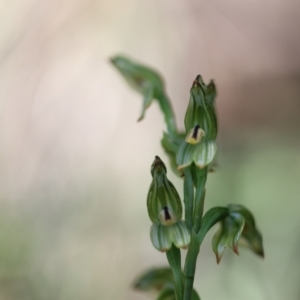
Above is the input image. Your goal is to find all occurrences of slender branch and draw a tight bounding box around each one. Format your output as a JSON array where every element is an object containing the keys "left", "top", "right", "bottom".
[
  {"left": 183, "top": 231, "right": 201, "bottom": 300},
  {"left": 166, "top": 245, "right": 184, "bottom": 300},
  {"left": 183, "top": 166, "right": 207, "bottom": 300},
  {"left": 183, "top": 167, "right": 194, "bottom": 230},
  {"left": 193, "top": 167, "right": 207, "bottom": 233}
]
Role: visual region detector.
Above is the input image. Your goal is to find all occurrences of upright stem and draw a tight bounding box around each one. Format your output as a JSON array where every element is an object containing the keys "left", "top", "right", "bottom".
[
  {"left": 183, "top": 167, "right": 194, "bottom": 230},
  {"left": 183, "top": 231, "right": 201, "bottom": 300},
  {"left": 193, "top": 167, "right": 207, "bottom": 233},
  {"left": 183, "top": 166, "right": 207, "bottom": 300},
  {"left": 166, "top": 245, "right": 184, "bottom": 300}
]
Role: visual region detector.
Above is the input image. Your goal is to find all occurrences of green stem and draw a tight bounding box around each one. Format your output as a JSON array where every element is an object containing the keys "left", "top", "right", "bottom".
[
  {"left": 183, "top": 231, "right": 201, "bottom": 300},
  {"left": 192, "top": 167, "right": 207, "bottom": 233},
  {"left": 182, "top": 166, "right": 207, "bottom": 300},
  {"left": 166, "top": 245, "right": 184, "bottom": 300},
  {"left": 183, "top": 167, "right": 194, "bottom": 230},
  {"left": 158, "top": 94, "right": 177, "bottom": 135}
]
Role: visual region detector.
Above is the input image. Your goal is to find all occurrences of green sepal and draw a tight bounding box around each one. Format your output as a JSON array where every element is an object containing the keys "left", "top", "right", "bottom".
[
  {"left": 150, "top": 220, "right": 191, "bottom": 252},
  {"left": 133, "top": 267, "right": 174, "bottom": 292},
  {"left": 176, "top": 139, "right": 217, "bottom": 170},
  {"left": 198, "top": 207, "right": 229, "bottom": 243},
  {"left": 205, "top": 80, "right": 217, "bottom": 105},
  {"left": 228, "top": 204, "right": 264, "bottom": 258},
  {"left": 147, "top": 156, "right": 182, "bottom": 224},
  {"left": 184, "top": 75, "right": 218, "bottom": 139},
  {"left": 161, "top": 132, "right": 186, "bottom": 177},
  {"left": 212, "top": 213, "right": 245, "bottom": 264}
]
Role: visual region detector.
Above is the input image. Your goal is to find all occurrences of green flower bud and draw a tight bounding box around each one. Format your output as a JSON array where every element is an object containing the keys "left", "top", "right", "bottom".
[
  {"left": 211, "top": 213, "right": 245, "bottom": 264},
  {"left": 147, "top": 156, "right": 182, "bottom": 224},
  {"left": 228, "top": 204, "right": 264, "bottom": 258},
  {"left": 184, "top": 75, "right": 218, "bottom": 140},
  {"left": 150, "top": 220, "right": 191, "bottom": 252},
  {"left": 205, "top": 80, "right": 217, "bottom": 105},
  {"left": 176, "top": 125, "right": 217, "bottom": 169},
  {"left": 211, "top": 204, "right": 264, "bottom": 263}
]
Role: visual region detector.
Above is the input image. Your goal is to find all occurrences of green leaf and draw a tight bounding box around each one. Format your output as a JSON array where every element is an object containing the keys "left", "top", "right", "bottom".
[
  {"left": 156, "top": 287, "right": 176, "bottom": 300},
  {"left": 133, "top": 267, "right": 174, "bottom": 292},
  {"left": 192, "top": 289, "right": 201, "bottom": 300},
  {"left": 155, "top": 287, "right": 201, "bottom": 300},
  {"left": 198, "top": 207, "right": 229, "bottom": 243},
  {"left": 211, "top": 213, "right": 245, "bottom": 264}
]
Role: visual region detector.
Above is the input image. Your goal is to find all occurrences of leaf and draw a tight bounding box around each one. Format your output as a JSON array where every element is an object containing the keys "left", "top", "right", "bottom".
[
  {"left": 133, "top": 267, "right": 174, "bottom": 292},
  {"left": 156, "top": 287, "right": 176, "bottom": 300}
]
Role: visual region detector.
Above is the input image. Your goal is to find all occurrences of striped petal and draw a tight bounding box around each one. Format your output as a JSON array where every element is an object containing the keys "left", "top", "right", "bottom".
[
  {"left": 176, "top": 140, "right": 217, "bottom": 170},
  {"left": 193, "top": 140, "right": 217, "bottom": 169},
  {"left": 150, "top": 221, "right": 191, "bottom": 252}
]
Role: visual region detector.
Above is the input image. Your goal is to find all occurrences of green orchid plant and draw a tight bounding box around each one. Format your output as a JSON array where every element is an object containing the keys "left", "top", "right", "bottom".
[{"left": 111, "top": 55, "right": 264, "bottom": 300}]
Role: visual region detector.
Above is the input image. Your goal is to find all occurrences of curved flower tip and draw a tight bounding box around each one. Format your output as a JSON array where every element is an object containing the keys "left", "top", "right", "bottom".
[
  {"left": 185, "top": 75, "right": 218, "bottom": 139},
  {"left": 151, "top": 155, "right": 167, "bottom": 177}
]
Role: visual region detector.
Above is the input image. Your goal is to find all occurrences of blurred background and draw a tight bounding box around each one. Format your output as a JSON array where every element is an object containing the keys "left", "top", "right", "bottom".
[{"left": 0, "top": 0, "right": 299, "bottom": 299}]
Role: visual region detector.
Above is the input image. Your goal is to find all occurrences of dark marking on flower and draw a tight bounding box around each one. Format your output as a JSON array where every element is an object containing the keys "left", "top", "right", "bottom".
[
  {"left": 163, "top": 206, "right": 171, "bottom": 220},
  {"left": 192, "top": 125, "right": 200, "bottom": 139}
]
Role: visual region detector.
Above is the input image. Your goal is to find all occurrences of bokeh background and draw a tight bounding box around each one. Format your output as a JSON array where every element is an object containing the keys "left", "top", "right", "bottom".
[{"left": 0, "top": 0, "right": 299, "bottom": 299}]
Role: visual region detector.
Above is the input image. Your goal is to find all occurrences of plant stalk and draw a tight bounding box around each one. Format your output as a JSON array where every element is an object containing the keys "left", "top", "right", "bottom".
[
  {"left": 166, "top": 245, "right": 184, "bottom": 300},
  {"left": 183, "top": 167, "right": 194, "bottom": 230}
]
